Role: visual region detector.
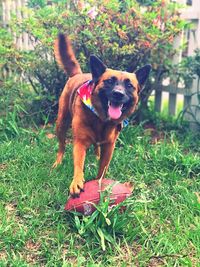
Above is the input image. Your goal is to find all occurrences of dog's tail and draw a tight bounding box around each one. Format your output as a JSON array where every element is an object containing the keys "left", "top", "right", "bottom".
[{"left": 54, "top": 33, "right": 82, "bottom": 77}]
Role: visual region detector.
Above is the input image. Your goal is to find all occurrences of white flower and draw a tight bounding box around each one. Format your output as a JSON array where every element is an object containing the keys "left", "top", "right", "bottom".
[{"left": 87, "top": 7, "right": 98, "bottom": 20}]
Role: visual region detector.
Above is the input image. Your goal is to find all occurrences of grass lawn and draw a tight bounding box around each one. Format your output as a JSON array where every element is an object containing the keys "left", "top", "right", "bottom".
[{"left": 0, "top": 123, "right": 200, "bottom": 266}]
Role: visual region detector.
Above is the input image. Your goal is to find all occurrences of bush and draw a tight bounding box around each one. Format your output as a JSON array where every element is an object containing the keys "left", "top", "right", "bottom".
[
  {"left": 1, "top": 0, "right": 186, "bottom": 124},
  {"left": 175, "top": 49, "right": 200, "bottom": 126}
]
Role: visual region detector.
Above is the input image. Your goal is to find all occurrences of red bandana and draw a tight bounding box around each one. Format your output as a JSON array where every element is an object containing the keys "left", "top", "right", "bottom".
[{"left": 77, "top": 80, "right": 98, "bottom": 115}]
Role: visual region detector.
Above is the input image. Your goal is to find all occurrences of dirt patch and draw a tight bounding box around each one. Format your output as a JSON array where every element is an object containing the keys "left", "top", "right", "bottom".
[
  {"left": 148, "top": 257, "right": 165, "bottom": 267},
  {"left": 113, "top": 243, "right": 143, "bottom": 267},
  {"left": 25, "top": 240, "right": 41, "bottom": 251},
  {"left": 4, "top": 202, "right": 26, "bottom": 234},
  {"left": 0, "top": 251, "right": 7, "bottom": 261},
  {"left": 5, "top": 203, "right": 17, "bottom": 212},
  {"left": 0, "top": 163, "right": 8, "bottom": 171},
  {"left": 23, "top": 252, "right": 43, "bottom": 266},
  {"left": 5, "top": 203, "right": 18, "bottom": 220},
  {"left": 23, "top": 240, "right": 43, "bottom": 265},
  {"left": 144, "top": 123, "right": 165, "bottom": 144}
]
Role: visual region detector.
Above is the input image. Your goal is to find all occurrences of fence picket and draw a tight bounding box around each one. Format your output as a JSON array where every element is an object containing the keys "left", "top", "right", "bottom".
[
  {"left": 183, "top": 0, "right": 200, "bottom": 128},
  {"left": 169, "top": 94, "right": 177, "bottom": 116},
  {"left": 155, "top": 91, "right": 162, "bottom": 113}
]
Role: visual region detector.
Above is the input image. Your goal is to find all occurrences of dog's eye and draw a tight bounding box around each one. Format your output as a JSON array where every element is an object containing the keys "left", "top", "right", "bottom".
[
  {"left": 107, "top": 79, "right": 113, "bottom": 84},
  {"left": 124, "top": 79, "right": 134, "bottom": 90},
  {"left": 126, "top": 82, "right": 133, "bottom": 89},
  {"left": 106, "top": 76, "right": 116, "bottom": 85}
]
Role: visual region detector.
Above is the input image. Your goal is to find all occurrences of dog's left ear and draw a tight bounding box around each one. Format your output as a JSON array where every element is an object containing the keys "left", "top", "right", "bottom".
[
  {"left": 135, "top": 64, "right": 151, "bottom": 89},
  {"left": 90, "top": 55, "right": 107, "bottom": 82}
]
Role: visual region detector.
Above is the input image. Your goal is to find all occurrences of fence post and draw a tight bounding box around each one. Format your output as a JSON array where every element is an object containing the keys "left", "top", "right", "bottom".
[
  {"left": 169, "top": 32, "right": 184, "bottom": 116},
  {"left": 155, "top": 90, "right": 162, "bottom": 113},
  {"left": 21, "top": 0, "right": 30, "bottom": 50},
  {"left": 184, "top": 0, "right": 200, "bottom": 129},
  {"left": 3, "top": 0, "right": 11, "bottom": 29},
  {"left": 2, "top": 0, "right": 6, "bottom": 27},
  {"left": 168, "top": 0, "right": 186, "bottom": 116},
  {"left": 154, "top": 68, "right": 163, "bottom": 113}
]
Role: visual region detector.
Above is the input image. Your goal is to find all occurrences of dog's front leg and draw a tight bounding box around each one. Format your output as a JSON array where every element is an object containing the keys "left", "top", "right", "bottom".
[
  {"left": 96, "top": 142, "right": 116, "bottom": 180},
  {"left": 69, "top": 140, "right": 88, "bottom": 196}
]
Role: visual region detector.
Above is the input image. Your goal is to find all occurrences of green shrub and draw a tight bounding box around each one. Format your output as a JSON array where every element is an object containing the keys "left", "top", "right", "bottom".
[{"left": 1, "top": 0, "right": 186, "bottom": 124}]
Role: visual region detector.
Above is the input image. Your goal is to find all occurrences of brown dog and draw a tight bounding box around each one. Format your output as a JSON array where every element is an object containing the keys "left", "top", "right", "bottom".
[{"left": 53, "top": 34, "right": 151, "bottom": 196}]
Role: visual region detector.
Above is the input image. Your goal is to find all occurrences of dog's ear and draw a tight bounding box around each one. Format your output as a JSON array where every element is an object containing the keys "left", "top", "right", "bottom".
[
  {"left": 135, "top": 64, "right": 151, "bottom": 88},
  {"left": 90, "top": 55, "right": 107, "bottom": 82}
]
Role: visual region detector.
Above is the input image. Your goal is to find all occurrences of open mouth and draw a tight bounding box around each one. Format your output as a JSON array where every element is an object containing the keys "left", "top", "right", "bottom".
[{"left": 108, "top": 101, "right": 123, "bottom": 120}]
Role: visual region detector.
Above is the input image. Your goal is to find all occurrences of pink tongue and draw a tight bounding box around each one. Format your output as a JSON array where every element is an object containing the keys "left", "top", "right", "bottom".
[{"left": 108, "top": 104, "right": 122, "bottom": 119}]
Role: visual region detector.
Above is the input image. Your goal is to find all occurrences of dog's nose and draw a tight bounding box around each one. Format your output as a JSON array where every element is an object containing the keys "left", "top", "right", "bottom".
[{"left": 112, "top": 90, "right": 125, "bottom": 99}]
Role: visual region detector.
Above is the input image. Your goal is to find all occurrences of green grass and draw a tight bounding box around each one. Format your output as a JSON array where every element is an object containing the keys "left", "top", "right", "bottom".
[{"left": 0, "top": 124, "right": 200, "bottom": 266}]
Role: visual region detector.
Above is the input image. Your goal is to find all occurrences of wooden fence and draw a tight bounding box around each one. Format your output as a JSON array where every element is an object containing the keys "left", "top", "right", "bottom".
[
  {"left": 154, "top": 0, "right": 200, "bottom": 128},
  {"left": 2, "top": 0, "right": 34, "bottom": 50},
  {"left": 1, "top": 0, "right": 200, "bottom": 128}
]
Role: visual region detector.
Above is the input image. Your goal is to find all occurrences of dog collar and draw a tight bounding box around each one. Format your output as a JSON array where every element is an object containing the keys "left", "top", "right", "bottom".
[{"left": 77, "top": 80, "right": 129, "bottom": 127}]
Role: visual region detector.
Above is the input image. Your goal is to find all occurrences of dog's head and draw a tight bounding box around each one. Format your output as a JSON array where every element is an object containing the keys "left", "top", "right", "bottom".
[{"left": 90, "top": 55, "right": 151, "bottom": 122}]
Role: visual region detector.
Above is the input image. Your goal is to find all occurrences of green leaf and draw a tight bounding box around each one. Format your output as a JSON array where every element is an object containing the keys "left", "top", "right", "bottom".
[
  {"left": 97, "top": 227, "right": 106, "bottom": 251},
  {"left": 74, "top": 215, "right": 81, "bottom": 230}
]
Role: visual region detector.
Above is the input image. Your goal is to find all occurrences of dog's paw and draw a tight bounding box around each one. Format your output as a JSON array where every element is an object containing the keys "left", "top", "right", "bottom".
[
  {"left": 52, "top": 161, "right": 59, "bottom": 169},
  {"left": 52, "top": 151, "right": 64, "bottom": 169},
  {"left": 52, "top": 155, "right": 63, "bottom": 169},
  {"left": 70, "top": 178, "right": 85, "bottom": 197}
]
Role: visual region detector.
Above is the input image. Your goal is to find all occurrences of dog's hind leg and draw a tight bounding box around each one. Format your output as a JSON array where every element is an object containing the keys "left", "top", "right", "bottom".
[
  {"left": 53, "top": 93, "right": 72, "bottom": 168},
  {"left": 53, "top": 112, "right": 71, "bottom": 168},
  {"left": 53, "top": 113, "right": 71, "bottom": 168}
]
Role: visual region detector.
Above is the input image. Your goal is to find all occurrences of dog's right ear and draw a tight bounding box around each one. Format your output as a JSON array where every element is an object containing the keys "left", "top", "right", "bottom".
[
  {"left": 90, "top": 55, "right": 107, "bottom": 82},
  {"left": 135, "top": 64, "right": 151, "bottom": 89}
]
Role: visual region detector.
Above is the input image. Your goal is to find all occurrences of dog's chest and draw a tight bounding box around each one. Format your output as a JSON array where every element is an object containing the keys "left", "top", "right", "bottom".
[{"left": 89, "top": 117, "right": 119, "bottom": 145}]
